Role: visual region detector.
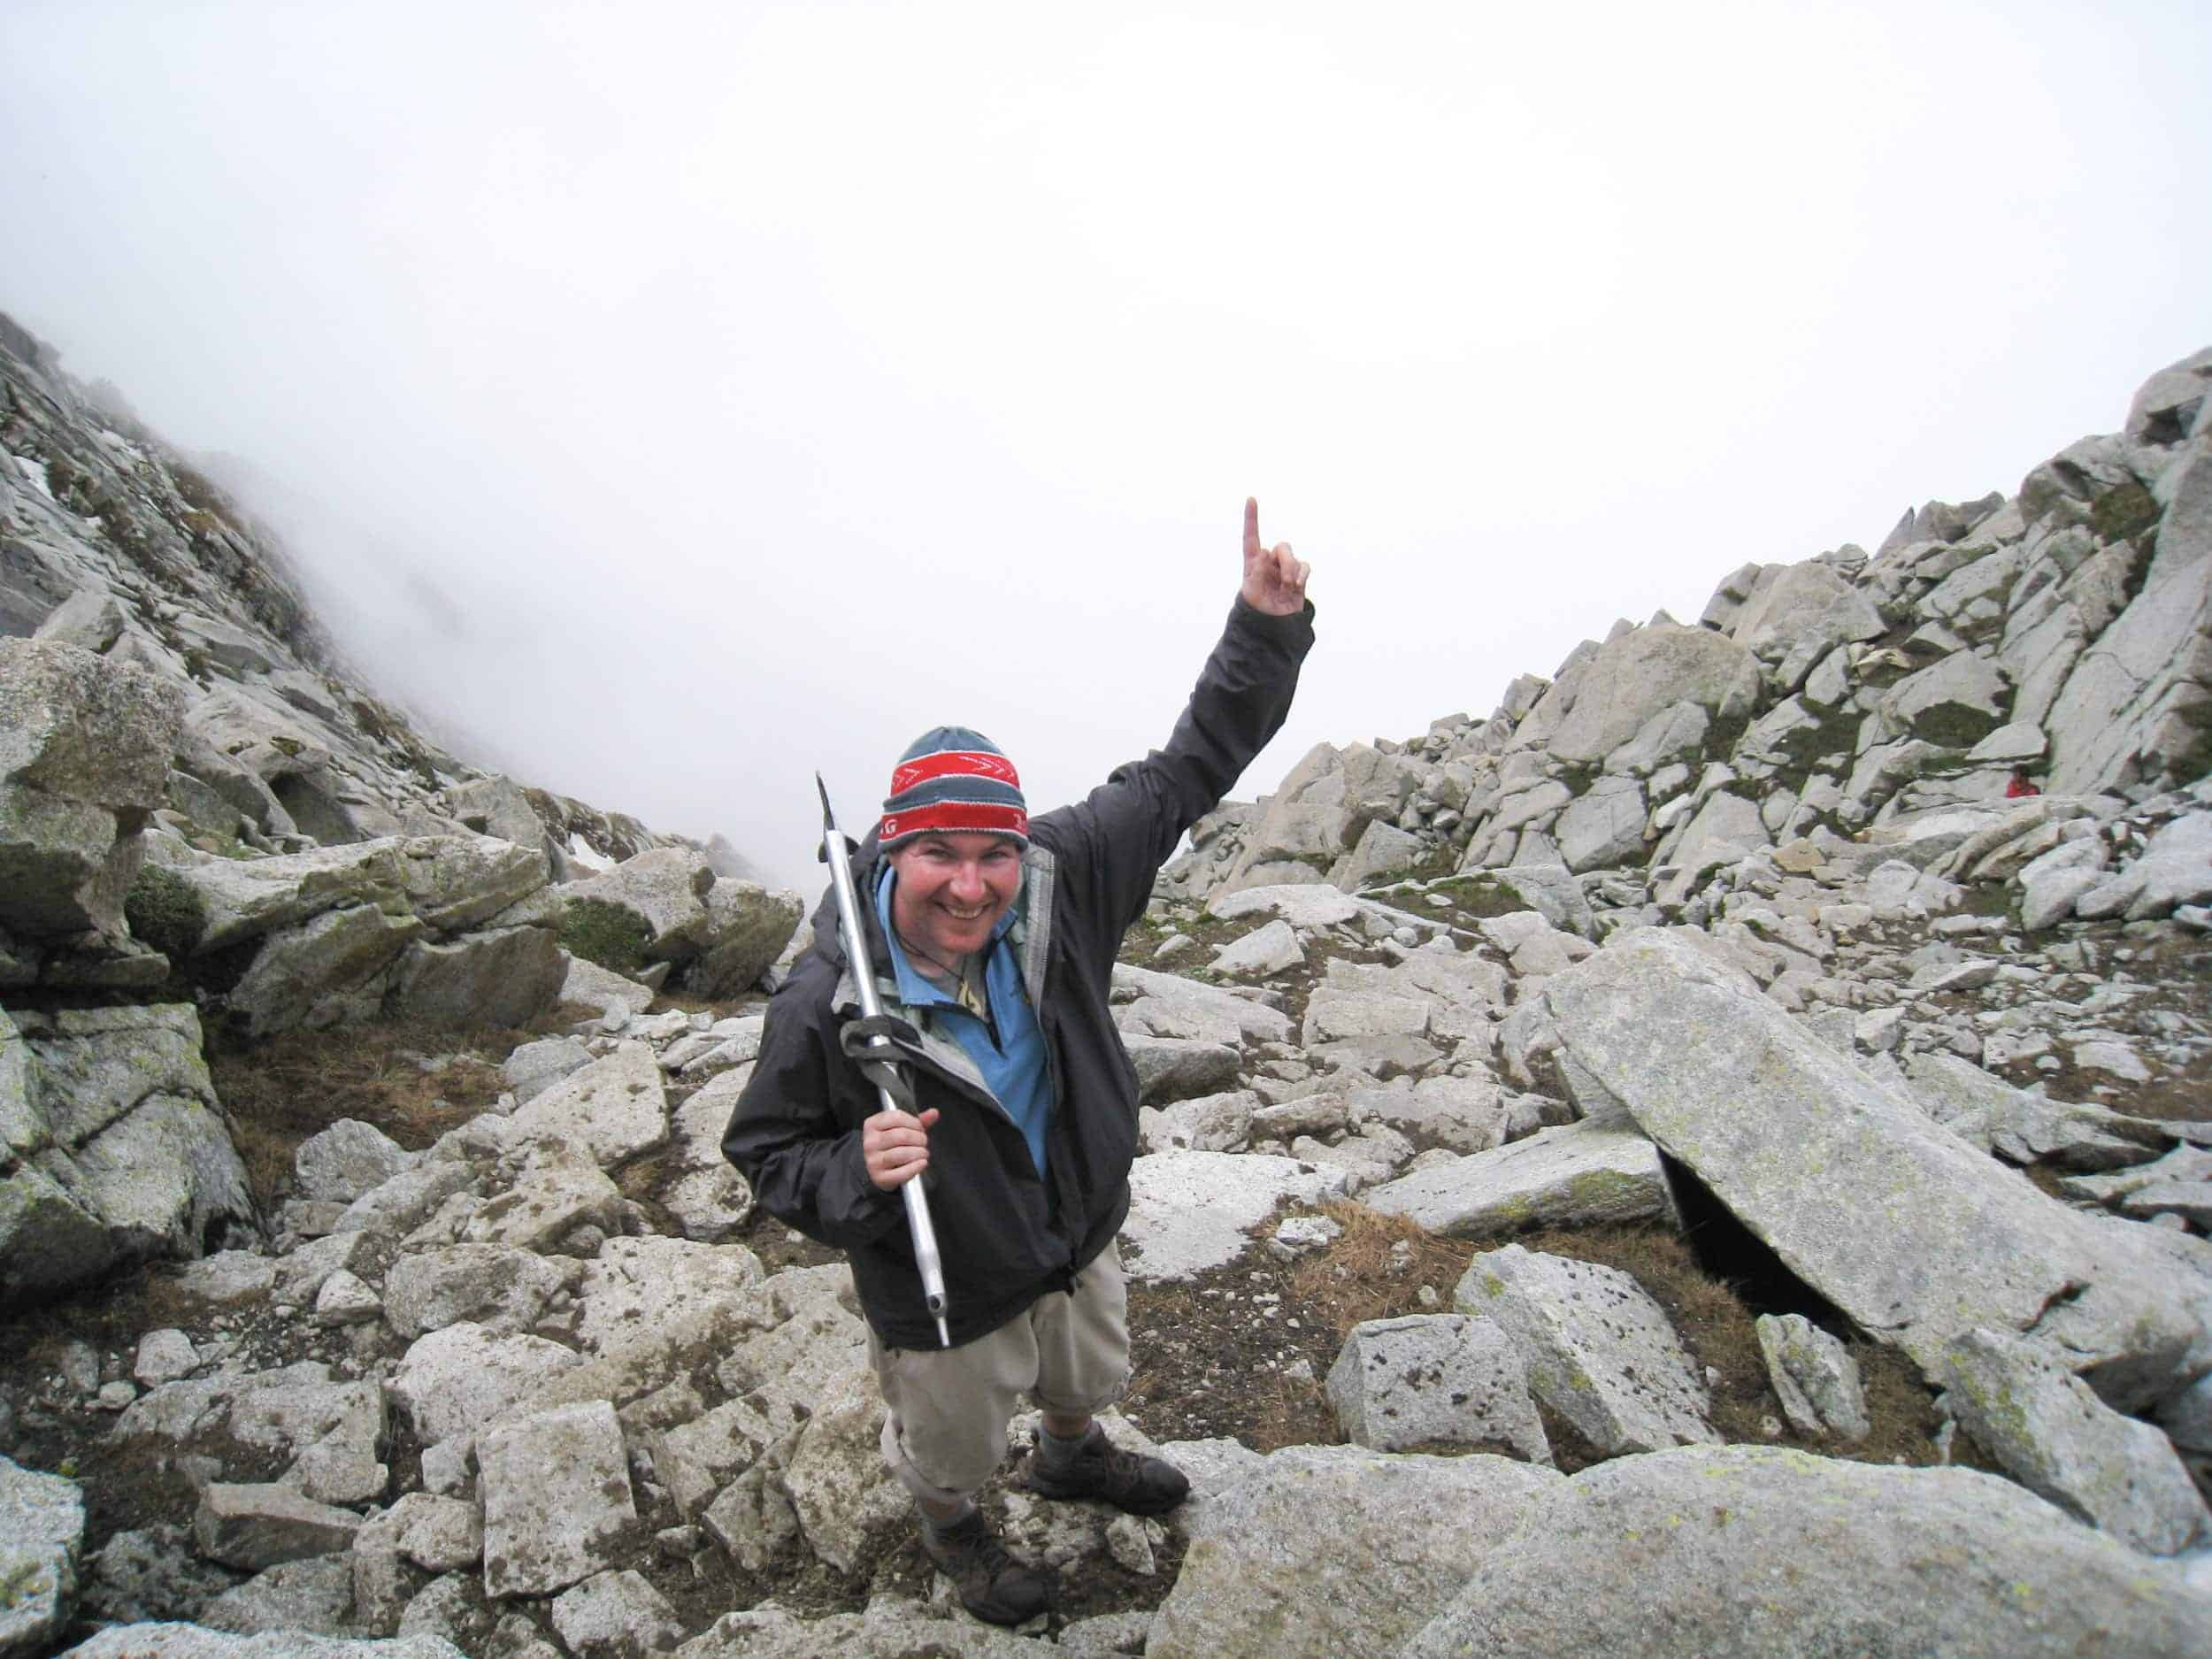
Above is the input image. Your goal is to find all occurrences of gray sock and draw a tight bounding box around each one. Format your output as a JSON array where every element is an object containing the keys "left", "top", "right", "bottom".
[
  {"left": 918, "top": 1499, "right": 977, "bottom": 1544},
  {"left": 1038, "top": 1424, "right": 1096, "bottom": 1472}
]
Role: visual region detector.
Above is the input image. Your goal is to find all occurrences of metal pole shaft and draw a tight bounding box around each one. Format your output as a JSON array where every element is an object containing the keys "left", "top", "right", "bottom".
[{"left": 818, "top": 780, "right": 952, "bottom": 1348}]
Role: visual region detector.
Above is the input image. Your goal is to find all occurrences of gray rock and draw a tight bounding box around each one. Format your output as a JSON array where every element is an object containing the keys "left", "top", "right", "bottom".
[
  {"left": 222, "top": 903, "right": 425, "bottom": 1039},
  {"left": 1884, "top": 649, "right": 2011, "bottom": 747},
  {"left": 294, "top": 1120, "right": 416, "bottom": 1205},
  {"left": 1325, "top": 1314, "right": 1549, "bottom": 1461},
  {"left": 334, "top": 1161, "right": 476, "bottom": 1240},
  {"left": 1364, "top": 1118, "right": 1675, "bottom": 1239},
  {"left": 504, "top": 1041, "right": 666, "bottom": 1166},
  {"left": 1301, "top": 987, "right": 1430, "bottom": 1046},
  {"left": 1113, "top": 964, "right": 1294, "bottom": 1045},
  {"left": 669, "top": 1609, "right": 1040, "bottom": 1659},
  {"left": 1544, "top": 930, "right": 2208, "bottom": 1410},
  {"left": 1455, "top": 1244, "right": 1717, "bottom": 1455},
  {"left": 388, "top": 1323, "right": 583, "bottom": 1448},
  {"left": 228, "top": 1374, "right": 387, "bottom": 1504},
  {"left": 271, "top": 1231, "right": 379, "bottom": 1309},
  {"left": 0, "top": 1453, "right": 86, "bottom": 1658},
  {"left": 0, "top": 638, "right": 183, "bottom": 941},
  {"left": 1755, "top": 1313, "right": 1870, "bottom": 1441},
  {"left": 565, "top": 1235, "right": 765, "bottom": 1368},
  {"left": 1731, "top": 562, "right": 1886, "bottom": 687},
  {"left": 174, "top": 842, "right": 413, "bottom": 956},
  {"left": 382, "top": 1245, "right": 565, "bottom": 1339},
  {"left": 501, "top": 1036, "right": 592, "bottom": 1106},
  {"left": 4, "top": 1005, "right": 253, "bottom": 1306},
  {"left": 658, "top": 1163, "right": 756, "bottom": 1241},
  {"left": 62, "top": 1632, "right": 467, "bottom": 1657},
  {"left": 1352, "top": 1076, "right": 1510, "bottom": 1156},
  {"left": 685, "top": 879, "right": 803, "bottom": 998},
  {"left": 779, "top": 1365, "right": 907, "bottom": 1575},
  {"left": 134, "top": 1330, "right": 199, "bottom": 1388},
  {"left": 1123, "top": 1151, "right": 1348, "bottom": 1280},
  {"left": 499, "top": 846, "right": 714, "bottom": 963},
  {"left": 1555, "top": 777, "right": 1647, "bottom": 874},
  {"left": 480, "top": 1400, "right": 635, "bottom": 1599},
  {"left": 1209, "top": 918, "right": 1302, "bottom": 977},
  {"left": 1146, "top": 1443, "right": 1561, "bottom": 1659},
  {"left": 1122, "top": 1034, "right": 1242, "bottom": 1105},
  {"left": 1940, "top": 1326, "right": 2208, "bottom": 1555},
  {"left": 550, "top": 1568, "right": 686, "bottom": 1659},
  {"left": 1398, "top": 1445, "right": 2212, "bottom": 1659},
  {"left": 1141, "top": 1089, "right": 1258, "bottom": 1155},
  {"left": 558, "top": 953, "right": 656, "bottom": 1018},
  {"left": 1546, "top": 622, "right": 1757, "bottom": 765},
  {"left": 386, "top": 925, "right": 565, "bottom": 1029},
  {"left": 79, "top": 1523, "right": 241, "bottom": 1626},
  {"left": 199, "top": 1554, "right": 353, "bottom": 1637},
  {"left": 192, "top": 1485, "right": 363, "bottom": 1571},
  {"left": 1328, "top": 818, "right": 1427, "bottom": 890},
  {"left": 457, "top": 1135, "right": 625, "bottom": 1255},
  {"left": 1206, "top": 882, "right": 1358, "bottom": 927},
  {"left": 1903, "top": 1051, "right": 2183, "bottom": 1171}
]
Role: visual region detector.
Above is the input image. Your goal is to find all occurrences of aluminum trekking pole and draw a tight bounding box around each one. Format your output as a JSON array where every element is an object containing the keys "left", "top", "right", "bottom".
[{"left": 817, "top": 774, "right": 952, "bottom": 1348}]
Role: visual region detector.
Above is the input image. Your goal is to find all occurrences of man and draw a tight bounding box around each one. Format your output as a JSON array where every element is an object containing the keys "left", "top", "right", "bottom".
[{"left": 723, "top": 499, "right": 1313, "bottom": 1624}]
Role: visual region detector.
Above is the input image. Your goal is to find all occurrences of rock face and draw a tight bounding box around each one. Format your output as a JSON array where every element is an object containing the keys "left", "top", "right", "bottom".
[
  {"left": 1164, "top": 346, "right": 2212, "bottom": 909},
  {"left": 8, "top": 322, "right": 2212, "bottom": 1657},
  {"left": 0, "top": 315, "right": 797, "bottom": 1005},
  {"left": 0, "top": 639, "right": 182, "bottom": 949},
  {"left": 1399, "top": 1447, "right": 2212, "bottom": 1659},
  {"left": 2, "top": 1004, "right": 253, "bottom": 1308}
]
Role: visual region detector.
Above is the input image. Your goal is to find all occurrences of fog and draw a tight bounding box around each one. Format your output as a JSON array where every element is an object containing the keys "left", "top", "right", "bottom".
[{"left": 4, "top": 2, "right": 2207, "bottom": 887}]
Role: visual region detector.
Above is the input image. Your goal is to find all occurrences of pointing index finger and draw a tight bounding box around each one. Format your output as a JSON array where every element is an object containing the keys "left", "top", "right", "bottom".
[{"left": 1243, "top": 496, "right": 1260, "bottom": 563}]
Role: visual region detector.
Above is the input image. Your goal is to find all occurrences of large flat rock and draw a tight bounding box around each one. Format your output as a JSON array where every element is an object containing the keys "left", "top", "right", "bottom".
[
  {"left": 1147, "top": 1443, "right": 1561, "bottom": 1659},
  {"left": 1544, "top": 931, "right": 2212, "bottom": 1409},
  {"left": 1399, "top": 1446, "right": 2212, "bottom": 1659},
  {"left": 1364, "top": 1118, "right": 1675, "bottom": 1239}
]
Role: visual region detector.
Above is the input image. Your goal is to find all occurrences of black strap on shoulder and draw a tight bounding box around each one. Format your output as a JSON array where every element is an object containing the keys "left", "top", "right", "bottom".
[{"left": 839, "top": 1014, "right": 921, "bottom": 1116}]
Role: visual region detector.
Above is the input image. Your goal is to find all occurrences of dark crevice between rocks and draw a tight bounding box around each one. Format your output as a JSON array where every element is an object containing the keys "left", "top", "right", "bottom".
[{"left": 1661, "top": 1150, "right": 1850, "bottom": 1333}]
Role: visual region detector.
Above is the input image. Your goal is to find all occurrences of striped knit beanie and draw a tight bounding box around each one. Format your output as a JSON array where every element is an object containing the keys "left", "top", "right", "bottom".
[{"left": 879, "top": 726, "right": 1029, "bottom": 852}]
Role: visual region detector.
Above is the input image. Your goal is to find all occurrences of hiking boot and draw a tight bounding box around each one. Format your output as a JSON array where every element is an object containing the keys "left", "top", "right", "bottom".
[
  {"left": 920, "top": 1511, "right": 1050, "bottom": 1626},
  {"left": 1023, "top": 1425, "right": 1191, "bottom": 1516}
]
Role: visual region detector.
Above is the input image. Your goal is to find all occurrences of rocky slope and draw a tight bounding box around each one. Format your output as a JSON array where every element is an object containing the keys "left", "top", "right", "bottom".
[{"left": 3, "top": 342, "right": 2211, "bottom": 1658}]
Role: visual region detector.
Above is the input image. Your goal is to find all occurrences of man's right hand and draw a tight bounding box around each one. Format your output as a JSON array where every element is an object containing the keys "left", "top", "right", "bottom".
[{"left": 864, "top": 1106, "right": 940, "bottom": 1190}]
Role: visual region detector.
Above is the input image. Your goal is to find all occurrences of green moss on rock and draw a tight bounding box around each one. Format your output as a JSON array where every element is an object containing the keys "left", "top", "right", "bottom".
[
  {"left": 559, "top": 898, "right": 652, "bottom": 977},
  {"left": 124, "top": 863, "right": 205, "bottom": 959}
]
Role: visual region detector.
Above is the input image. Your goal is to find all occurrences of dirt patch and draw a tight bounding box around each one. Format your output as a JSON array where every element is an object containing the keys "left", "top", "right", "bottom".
[{"left": 1124, "top": 1204, "right": 1946, "bottom": 1475}]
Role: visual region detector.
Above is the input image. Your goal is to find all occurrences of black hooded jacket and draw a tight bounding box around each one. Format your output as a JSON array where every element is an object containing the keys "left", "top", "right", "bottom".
[{"left": 721, "top": 595, "right": 1314, "bottom": 1348}]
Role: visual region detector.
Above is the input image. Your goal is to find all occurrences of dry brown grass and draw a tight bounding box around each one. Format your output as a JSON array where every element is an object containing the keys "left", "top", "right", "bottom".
[
  {"left": 1288, "top": 1201, "right": 1479, "bottom": 1341},
  {"left": 208, "top": 1011, "right": 578, "bottom": 1210}
]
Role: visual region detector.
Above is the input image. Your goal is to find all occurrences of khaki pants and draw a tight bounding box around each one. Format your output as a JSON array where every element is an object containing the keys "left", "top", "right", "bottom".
[{"left": 868, "top": 1239, "right": 1130, "bottom": 1505}]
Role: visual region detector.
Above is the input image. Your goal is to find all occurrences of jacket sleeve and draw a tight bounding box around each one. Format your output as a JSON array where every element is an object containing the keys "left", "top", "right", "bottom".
[
  {"left": 1044, "top": 594, "right": 1315, "bottom": 941},
  {"left": 721, "top": 977, "right": 908, "bottom": 1250}
]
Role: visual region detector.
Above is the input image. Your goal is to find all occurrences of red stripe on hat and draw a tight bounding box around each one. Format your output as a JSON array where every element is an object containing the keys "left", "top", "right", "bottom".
[
  {"left": 889, "top": 750, "right": 1022, "bottom": 795},
  {"left": 880, "top": 801, "right": 1029, "bottom": 842}
]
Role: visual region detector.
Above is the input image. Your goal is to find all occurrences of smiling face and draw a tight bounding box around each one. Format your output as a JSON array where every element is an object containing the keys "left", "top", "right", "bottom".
[{"left": 887, "top": 832, "right": 1023, "bottom": 969}]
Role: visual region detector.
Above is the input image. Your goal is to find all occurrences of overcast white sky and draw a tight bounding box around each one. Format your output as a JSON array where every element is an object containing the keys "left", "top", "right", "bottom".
[{"left": 4, "top": 1, "right": 2207, "bottom": 886}]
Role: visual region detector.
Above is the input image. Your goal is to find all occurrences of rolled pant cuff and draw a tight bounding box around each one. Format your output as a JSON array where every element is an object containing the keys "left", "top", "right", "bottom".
[{"left": 879, "top": 1410, "right": 975, "bottom": 1507}]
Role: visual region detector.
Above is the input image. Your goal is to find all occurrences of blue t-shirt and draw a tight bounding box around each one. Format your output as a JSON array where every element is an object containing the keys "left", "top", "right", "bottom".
[{"left": 874, "top": 867, "right": 1056, "bottom": 1180}]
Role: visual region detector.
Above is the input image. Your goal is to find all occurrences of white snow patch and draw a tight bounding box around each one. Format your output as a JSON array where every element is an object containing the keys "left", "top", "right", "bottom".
[
  {"left": 14, "top": 454, "right": 56, "bottom": 500},
  {"left": 567, "top": 835, "right": 617, "bottom": 872}
]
